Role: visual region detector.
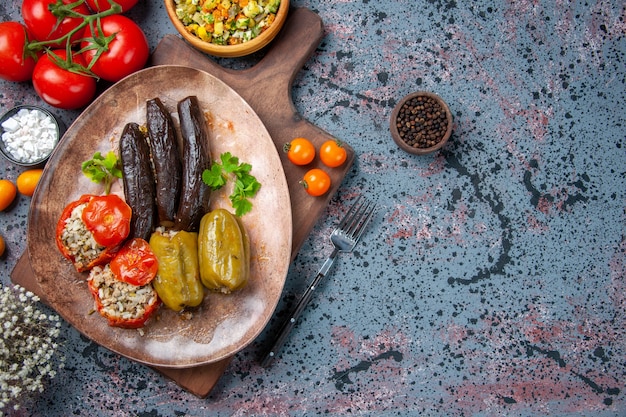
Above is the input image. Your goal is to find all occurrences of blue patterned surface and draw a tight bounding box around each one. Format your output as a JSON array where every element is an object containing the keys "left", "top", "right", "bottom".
[{"left": 1, "top": 0, "right": 624, "bottom": 415}]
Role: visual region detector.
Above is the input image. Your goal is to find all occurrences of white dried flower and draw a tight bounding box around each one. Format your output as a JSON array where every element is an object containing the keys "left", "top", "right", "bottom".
[{"left": 0, "top": 284, "right": 65, "bottom": 415}]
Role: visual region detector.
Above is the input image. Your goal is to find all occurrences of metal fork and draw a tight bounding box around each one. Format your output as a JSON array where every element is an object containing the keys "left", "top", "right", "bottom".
[{"left": 260, "top": 196, "right": 377, "bottom": 367}]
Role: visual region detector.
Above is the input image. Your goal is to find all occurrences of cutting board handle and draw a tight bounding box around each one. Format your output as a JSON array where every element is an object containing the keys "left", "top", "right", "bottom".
[
  {"left": 152, "top": 7, "right": 325, "bottom": 119},
  {"left": 247, "top": 7, "right": 325, "bottom": 86},
  {"left": 202, "top": 7, "right": 325, "bottom": 116}
]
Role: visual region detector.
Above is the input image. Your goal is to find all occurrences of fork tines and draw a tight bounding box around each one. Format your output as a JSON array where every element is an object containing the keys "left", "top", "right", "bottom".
[{"left": 338, "top": 196, "right": 377, "bottom": 241}]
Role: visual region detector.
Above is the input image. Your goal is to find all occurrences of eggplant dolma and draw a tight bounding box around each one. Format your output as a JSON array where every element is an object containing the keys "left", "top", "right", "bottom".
[
  {"left": 119, "top": 122, "right": 157, "bottom": 241},
  {"left": 146, "top": 97, "right": 182, "bottom": 227},
  {"left": 174, "top": 96, "right": 212, "bottom": 232}
]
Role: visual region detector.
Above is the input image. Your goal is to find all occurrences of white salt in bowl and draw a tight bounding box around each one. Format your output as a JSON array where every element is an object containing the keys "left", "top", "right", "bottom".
[{"left": 0, "top": 105, "right": 63, "bottom": 167}]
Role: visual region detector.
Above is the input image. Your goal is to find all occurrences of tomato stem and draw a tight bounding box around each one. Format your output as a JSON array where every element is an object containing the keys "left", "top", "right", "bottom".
[
  {"left": 25, "top": 0, "right": 124, "bottom": 77},
  {"left": 79, "top": 18, "right": 119, "bottom": 73}
]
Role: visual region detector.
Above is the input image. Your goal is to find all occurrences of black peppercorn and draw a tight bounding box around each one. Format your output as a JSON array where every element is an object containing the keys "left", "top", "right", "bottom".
[{"left": 395, "top": 95, "right": 449, "bottom": 149}]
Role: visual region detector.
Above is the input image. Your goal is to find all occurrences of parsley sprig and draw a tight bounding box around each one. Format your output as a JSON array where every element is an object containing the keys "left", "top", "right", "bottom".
[
  {"left": 202, "top": 152, "right": 261, "bottom": 216},
  {"left": 81, "top": 151, "right": 122, "bottom": 195}
]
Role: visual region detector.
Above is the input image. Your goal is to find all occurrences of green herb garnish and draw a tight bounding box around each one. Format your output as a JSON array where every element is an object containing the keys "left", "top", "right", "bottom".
[
  {"left": 202, "top": 152, "right": 261, "bottom": 216},
  {"left": 81, "top": 151, "right": 122, "bottom": 195}
]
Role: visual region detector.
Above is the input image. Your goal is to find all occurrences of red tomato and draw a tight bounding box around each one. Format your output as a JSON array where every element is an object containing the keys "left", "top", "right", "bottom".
[
  {"left": 81, "top": 15, "right": 149, "bottom": 82},
  {"left": 55, "top": 195, "right": 120, "bottom": 272},
  {"left": 81, "top": 194, "right": 132, "bottom": 247},
  {"left": 320, "top": 139, "right": 348, "bottom": 168},
  {"left": 0, "top": 22, "right": 37, "bottom": 82},
  {"left": 110, "top": 238, "right": 158, "bottom": 286},
  {"left": 301, "top": 168, "right": 331, "bottom": 197},
  {"left": 284, "top": 137, "right": 315, "bottom": 166},
  {"left": 85, "top": 0, "right": 139, "bottom": 13},
  {"left": 22, "top": 0, "right": 91, "bottom": 44},
  {"left": 32, "top": 49, "right": 97, "bottom": 109}
]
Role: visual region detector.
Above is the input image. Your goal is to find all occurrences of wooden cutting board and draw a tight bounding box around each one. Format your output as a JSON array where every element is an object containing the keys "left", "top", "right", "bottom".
[
  {"left": 151, "top": 8, "right": 354, "bottom": 243},
  {"left": 11, "top": 7, "right": 354, "bottom": 397}
]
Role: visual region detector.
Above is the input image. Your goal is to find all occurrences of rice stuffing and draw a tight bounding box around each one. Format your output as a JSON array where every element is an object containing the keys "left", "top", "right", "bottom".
[
  {"left": 60, "top": 203, "right": 105, "bottom": 270},
  {"left": 88, "top": 264, "right": 159, "bottom": 323}
]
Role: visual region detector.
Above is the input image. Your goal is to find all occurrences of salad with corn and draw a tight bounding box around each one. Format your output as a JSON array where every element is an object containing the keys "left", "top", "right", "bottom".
[{"left": 174, "top": 0, "right": 281, "bottom": 45}]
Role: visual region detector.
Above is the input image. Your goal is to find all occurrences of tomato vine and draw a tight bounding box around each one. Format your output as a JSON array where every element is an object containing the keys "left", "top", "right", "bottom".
[
  {"left": 24, "top": 0, "right": 125, "bottom": 77},
  {"left": 1, "top": 1, "right": 148, "bottom": 107}
]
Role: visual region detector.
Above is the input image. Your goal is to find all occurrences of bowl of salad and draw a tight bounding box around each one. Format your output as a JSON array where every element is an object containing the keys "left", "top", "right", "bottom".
[{"left": 165, "top": 0, "right": 289, "bottom": 57}]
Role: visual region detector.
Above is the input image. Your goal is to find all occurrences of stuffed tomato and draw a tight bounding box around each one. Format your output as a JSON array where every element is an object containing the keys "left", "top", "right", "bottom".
[
  {"left": 56, "top": 194, "right": 132, "bottom": 272},
  {"left": 87, "top": 263, "right": 160, "bottom": 328}
]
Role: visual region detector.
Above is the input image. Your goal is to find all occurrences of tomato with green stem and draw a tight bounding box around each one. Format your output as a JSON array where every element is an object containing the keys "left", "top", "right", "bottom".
[
  {"left": 301, "top": 168, "right": 331, "bottom": 197},
  {"left": 0, "top": 22, "right": 38, "bottom": 82},
  {"left": 110, "top": 238, "right": 158, "bottom": 286},
  {"left": 319, "top": 139, "right": 348, "bottom": 168},
  {"left": 32, "top": 49, "right": 97, "bottom": 109},
  {"left": 284, "top": 137, "right": 315, "bottom": 166},
  {"left": 80, "top": 15, "right": 149, "bottom": 82},
  {"left": 22, "top": 0, "right": 92, "bottom": 44}
]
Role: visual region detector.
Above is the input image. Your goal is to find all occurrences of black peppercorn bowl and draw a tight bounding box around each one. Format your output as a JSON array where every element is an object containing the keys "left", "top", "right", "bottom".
[{"left": 389, "top": 91, "right": 452, "bottom": 155}]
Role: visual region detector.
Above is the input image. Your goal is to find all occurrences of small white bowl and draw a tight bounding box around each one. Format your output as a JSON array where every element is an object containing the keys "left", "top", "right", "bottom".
[{"left": 0, "top": 105, "right": 63, "bottom": 167}]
